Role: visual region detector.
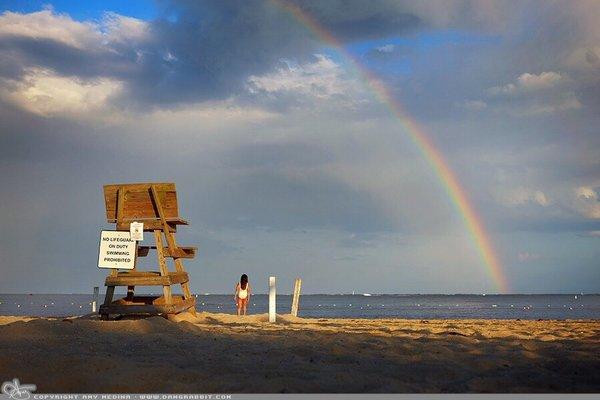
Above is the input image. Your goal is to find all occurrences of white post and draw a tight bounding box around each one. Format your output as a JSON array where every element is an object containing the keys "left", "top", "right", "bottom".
[
  {"left": 291, "top": 278, "right": 302, "bottom": 317},
  {"left": 269, "top": 276, "right": 276, "bottom": 323},
  {"left": 92, "top": 286, "right": 99, "bottom": 313}
]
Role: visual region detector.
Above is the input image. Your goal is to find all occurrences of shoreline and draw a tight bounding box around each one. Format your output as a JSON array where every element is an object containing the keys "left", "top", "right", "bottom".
[{"left": 0, "top": 313, "right": 598, "bottom": 392}]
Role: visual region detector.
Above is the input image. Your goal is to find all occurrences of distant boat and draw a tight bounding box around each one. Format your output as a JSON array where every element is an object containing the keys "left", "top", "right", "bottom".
[{"left": 363, "top": 293, "right": 372, "bottom": 297}]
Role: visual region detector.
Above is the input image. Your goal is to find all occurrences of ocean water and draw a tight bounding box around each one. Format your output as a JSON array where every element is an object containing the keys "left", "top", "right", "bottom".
[{"left": 1, "top": 293, "right": 599, "bottom": 319}]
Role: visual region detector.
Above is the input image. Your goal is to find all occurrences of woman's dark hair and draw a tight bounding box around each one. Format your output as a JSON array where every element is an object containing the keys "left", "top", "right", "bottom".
[{"left": 240, "top": 274, "right": 248, "bottom": 290}]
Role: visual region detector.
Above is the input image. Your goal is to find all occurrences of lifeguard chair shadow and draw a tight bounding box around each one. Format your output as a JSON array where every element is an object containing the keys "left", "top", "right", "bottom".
[{"left": 100, "top": 183, "right": 197, "bottom": 319}]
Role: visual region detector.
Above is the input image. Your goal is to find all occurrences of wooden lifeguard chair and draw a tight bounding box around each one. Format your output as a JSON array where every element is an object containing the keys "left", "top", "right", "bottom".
[{"left": 99, "top": 183, "right": 197, "bottom": 319}]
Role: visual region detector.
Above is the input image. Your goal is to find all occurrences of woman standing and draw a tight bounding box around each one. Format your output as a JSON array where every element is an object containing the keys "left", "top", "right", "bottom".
[{"left": 234, "top": 274, "right": 251, "bottom": 316}]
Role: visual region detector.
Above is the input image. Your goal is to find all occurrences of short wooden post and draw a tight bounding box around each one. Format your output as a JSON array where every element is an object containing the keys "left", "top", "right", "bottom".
[
  {"left": 269, "top": 276, "right": 276, "bottom": 323},
  {"left": 92, "top": 286, "right": 99, "bottom": 313},
  {"left": 291, "top": 278, "right": 302, "bottom": 317}
]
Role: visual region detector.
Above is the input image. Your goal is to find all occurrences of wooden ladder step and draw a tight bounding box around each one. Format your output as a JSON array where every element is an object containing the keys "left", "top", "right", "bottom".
[
  {"left": 165, "top": 246, "right": 197, "bottom": 259},
  {"left": 105, "top": 271, "right": 189, "bottom": 286},
  {"left": 137, "top": 246, "right": 196, "bottom": 258},
  {"left": 137, "top": 246, "right": 156, "bottom": 257}
]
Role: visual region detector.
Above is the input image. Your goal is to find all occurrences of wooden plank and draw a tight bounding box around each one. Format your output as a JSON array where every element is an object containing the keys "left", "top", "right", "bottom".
[
  {"left": 137, "top": 245, "right": 195, "bottom": 258},
  {"left": 134, "top": 244, "right": 197, "bottom": 258},
  {"left": 169, "top": 233, "right": 196, "bottom": 316},
  {"left": 107, "top": 193, "right": 179, "bottom": 220},
  {"left": 164, "top": 246, "right": 196, "bottom": 259},
  {"left": 105, "top": 271, "right": 189, "bottom": 286},
  {"left": 116, "top": 187, "right": 125, "bottom": 225},
  {"left": 104, "top": 183, "right": 180, "bottom": 221},
  {"left": 104, "top": 182, "right": 175, "bottom": 193},
  {"left": 151, "top": 185, "right": 179, "bottom": 252},
  {"left": 111, "top": 217, "right": 188, "bottom": 225},
  {"left": 154, "top": 229, "right": 172, "bottom": 305}
]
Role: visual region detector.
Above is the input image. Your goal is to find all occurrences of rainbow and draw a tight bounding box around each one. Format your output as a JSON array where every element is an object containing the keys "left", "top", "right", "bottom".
[{"left": 273, "top": 0, "right": 508, "bottom": 293}]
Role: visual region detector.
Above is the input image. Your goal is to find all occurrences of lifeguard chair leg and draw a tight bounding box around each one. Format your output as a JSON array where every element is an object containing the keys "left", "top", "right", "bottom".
[
  {"left": 101, "top": 285, "right": 115, "bottom": 319},
  {"left": 154, "top": 230, "right": 173, "bottom": 307},
  {"left": 166, "top": 230, "right": 196, "bottom": 315}
]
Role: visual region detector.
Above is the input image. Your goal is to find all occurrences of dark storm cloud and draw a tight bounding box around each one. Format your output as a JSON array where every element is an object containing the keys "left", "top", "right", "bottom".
[
  {"left": 122, "top": 0, "right": 434, "bottom": 105},
  {"left": 294, "top": 0, "right": 422, "bottom": 41}
]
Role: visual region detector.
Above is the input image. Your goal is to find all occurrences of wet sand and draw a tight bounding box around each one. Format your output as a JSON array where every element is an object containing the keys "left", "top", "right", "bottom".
[{"left": 0, "top": 313, "right": 598, "bottom": 393}]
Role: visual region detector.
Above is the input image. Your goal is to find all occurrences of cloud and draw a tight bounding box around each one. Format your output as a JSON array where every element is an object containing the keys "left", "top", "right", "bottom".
[
  {"left": 101, "top": 12, "right": 150, "bottom": 44},
  {"left": 573, "top": 186, "right": 600, "bottom": 218},
  {"left": 0, "top": 67, "right": 123, "bottom": 118},
  {"left": 0, "top": 8, "right": 151, "bottom": 54},
  {"left": 512, "top": 93, "right": 583, "bottom": 116},
  {"left": 247, "top": 55, "right": 347, "bottom": 98},
  {"left": 495, "top": 187, "right": 551, "bottom": 207},
  {"left": 576, "top": 186, "right": 598, "bottom": 200},
  {"left": 488, "top": 71, "right": 567, "bottom": 96},
  {"left": 0, "top": 8, "right": 99, "bottom": 49},
  {"left": 482, "top": 71, "right": 583, "bottom": 116},
  {"left": 245, "top": 55, "right": 368, "bottom": 112}
]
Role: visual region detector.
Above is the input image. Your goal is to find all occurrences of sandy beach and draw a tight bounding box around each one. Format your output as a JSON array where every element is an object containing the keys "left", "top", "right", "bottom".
[{"left": 0, "top": 313, "right": 598, "bottom": 393}]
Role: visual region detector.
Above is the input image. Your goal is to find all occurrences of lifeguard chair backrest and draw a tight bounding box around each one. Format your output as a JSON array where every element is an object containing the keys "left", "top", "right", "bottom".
[{"left": 104, "top": 183, "right": 180, "bottom": 224}]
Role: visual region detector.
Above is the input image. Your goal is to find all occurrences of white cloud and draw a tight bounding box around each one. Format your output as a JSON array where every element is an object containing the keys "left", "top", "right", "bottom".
[
  {"left": 0, "top": 9, "right": 98, "bottom": 49},
  {"left": 0, "top": 8, "right": 149, "bottom": 49},
  {"left": 513, "top": 93, "right": 582, "bottom": 116},
  {"left": 573, "top": 186, "right": 600, "bottom": 218},
  {"left": 1, "top": 68, "right": 123, "bottom": 119},
  {"left": 496, "top": 187, "right": 551, "bottom": 207},
  {"left": 576, "top": 186, "right": 598, "bottom": 200},
  {"left": 101, "top": 12, "right": 150, "bottom": 45},
  {"left": 247, "top": 55, "right": 355, "bottom": 99},
  {"left": 517, "top": 72, "right": 565, "bottom": 91},
  {"left": 485, "top": 72, "right": 581, "bottom": 116},
  {"left": 488, "top": 71, "right": 567, "bottom": 96}
]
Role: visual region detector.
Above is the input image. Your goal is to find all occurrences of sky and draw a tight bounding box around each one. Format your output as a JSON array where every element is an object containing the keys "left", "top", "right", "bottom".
[{"left": 0, "top": 0, "right": 598, "bottom": 294}]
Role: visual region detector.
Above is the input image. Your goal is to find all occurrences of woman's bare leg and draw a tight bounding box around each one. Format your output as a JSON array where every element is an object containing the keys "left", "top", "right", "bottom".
[{"left": 237, "top": 302, "right": 241, "bottom": 316}]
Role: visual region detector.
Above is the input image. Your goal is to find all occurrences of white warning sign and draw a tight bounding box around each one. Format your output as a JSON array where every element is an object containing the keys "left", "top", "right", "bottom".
[
  {"left": 130, "top": 221, "right": 144, "bottom": 241},
  {"left": 98, "top": 230, "right": 136, "bottom": 269}
]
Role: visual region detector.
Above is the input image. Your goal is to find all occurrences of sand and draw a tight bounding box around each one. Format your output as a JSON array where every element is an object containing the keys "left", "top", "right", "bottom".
[{"left": 0, "top": 312, "right": 598, "bottom": 393}]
